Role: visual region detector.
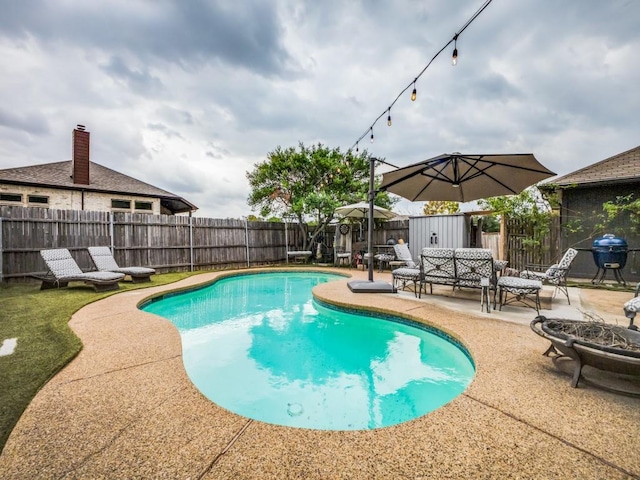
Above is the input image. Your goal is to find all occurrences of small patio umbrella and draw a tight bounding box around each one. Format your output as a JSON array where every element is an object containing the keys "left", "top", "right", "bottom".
[
  {"left": 335, "top": 202, "right": 397, "bottom": 220},
  {"left": 379, "top": 153, "right": 556, "bottom": 203}
]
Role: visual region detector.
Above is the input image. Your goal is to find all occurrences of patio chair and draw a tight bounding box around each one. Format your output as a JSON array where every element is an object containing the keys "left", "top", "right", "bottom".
[
  {"left": 520, "top": 248, "right": 578, "bottom": 304},
  {"left": 88, "top": 246, "right": 156, "bottom": 283},
  {"left": 39, "top": 248, "right": 125, "bottom": 292},
  {"left": 393, "top": 243, "right": 417, "bottom": 268},
  {"left": 391, "top": 244, "right": 424, "bottom": 295},
  {"left": 334, "top": 245, "right": 352, "bottom": 267},
  {"left": 623, "top": 282, "right": 640, "bottom": 331}
]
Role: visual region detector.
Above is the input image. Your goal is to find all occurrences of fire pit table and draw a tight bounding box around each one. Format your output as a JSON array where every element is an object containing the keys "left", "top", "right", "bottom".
[{"left": 531, "top": 316, "right": 640, "bottom": 396}]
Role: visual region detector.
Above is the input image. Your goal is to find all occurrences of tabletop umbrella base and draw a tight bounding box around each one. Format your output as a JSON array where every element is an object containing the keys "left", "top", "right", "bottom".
[{"left": 347, "top": 280, "right": 396, "bottom": 293}]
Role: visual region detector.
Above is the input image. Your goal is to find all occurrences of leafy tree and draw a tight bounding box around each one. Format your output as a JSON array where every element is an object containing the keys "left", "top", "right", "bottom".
[
  {"left": 423, "top": 201, "right": 460, "bottom": 216},
  {"left": 478, "top": 187, "right": 554, "bottom": 263},
  {"left": 480, "top": 214, "right": 500, "bottom": 232},
  {"left": 247, "top": 143, "right": 394, "bottom": 250}
]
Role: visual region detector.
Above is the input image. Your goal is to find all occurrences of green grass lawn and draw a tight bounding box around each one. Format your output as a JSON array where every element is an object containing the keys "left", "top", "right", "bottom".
[{"left": 0, "top": 272, "right": 196, "bottom": 452}]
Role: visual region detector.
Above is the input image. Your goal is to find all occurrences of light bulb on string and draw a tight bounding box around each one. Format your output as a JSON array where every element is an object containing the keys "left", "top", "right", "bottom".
[
  {"left": 411, "top": 80, "right": 417, "bottom": 101},
  {"left": 370, "top": 130, "right": 374, "bottom": 143},
  {"left": 387, "top": 108, "right": 392, "bottom": 126},
  {"left": 452, "top": 35, "right": 458, "bottom": 66}
]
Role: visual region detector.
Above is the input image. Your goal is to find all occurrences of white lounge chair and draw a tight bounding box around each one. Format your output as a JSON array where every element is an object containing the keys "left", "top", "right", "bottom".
[
  {"left": 39, "top": 248, "right": 124, "bottom": 292},
  {"left": 88, "top": 246, "right": 156, "bottom": 283}
]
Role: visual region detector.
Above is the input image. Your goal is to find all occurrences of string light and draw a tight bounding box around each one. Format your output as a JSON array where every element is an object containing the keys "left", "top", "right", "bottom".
[
  {"left": 452, "top": 34, "right": 458, "bottom": 66},
  {"left": 347, "top": 0, "right": 493, "bottom": 152}
]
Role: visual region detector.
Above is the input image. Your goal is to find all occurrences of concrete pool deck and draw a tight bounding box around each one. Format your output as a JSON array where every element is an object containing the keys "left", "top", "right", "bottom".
[{"left": 1, "top": 267, "right": 639, "bottom": 479}]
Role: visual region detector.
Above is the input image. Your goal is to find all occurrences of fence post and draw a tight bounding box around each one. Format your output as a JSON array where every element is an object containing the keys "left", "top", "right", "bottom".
[
  {"left": 109, "top": 212, "right": 115, "bottom": 253},
  {"left": 189, "top": 216, "right": 194, "bottom": 272},
  {"left": 284, "top": 220, "right": 288, "bottom": 264},
  {"left": 245, "top": 218, "right": 250, "bottom": 267}
]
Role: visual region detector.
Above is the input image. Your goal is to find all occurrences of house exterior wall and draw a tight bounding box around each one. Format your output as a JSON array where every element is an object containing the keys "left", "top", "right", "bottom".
[
  {"left": 0, "top": 183, "right": 161, "bottom": 214},
  {"left": 560, "top": 182, "right": 640, "bottom": 282}
]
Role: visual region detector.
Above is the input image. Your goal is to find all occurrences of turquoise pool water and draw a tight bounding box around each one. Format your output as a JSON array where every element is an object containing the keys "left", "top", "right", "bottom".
[{"left": 141, "top": 272, "right": 475, "bottom": 430}]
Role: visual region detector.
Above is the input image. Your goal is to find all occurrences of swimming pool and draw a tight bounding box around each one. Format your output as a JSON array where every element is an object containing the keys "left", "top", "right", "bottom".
[{"left": 141, "top": 271, "right": 475, "bottom": 430}]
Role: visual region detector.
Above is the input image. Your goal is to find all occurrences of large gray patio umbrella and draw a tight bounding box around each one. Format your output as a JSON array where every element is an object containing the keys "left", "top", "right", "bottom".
[
  {"left": 348, "top": 152, "right": 555, "bottom": 294},
  {"left": 379, "top": 153, "right": 556, "bottom": 203}
]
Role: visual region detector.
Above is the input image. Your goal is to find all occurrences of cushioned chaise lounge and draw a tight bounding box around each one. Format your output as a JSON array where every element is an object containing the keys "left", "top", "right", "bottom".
[
  {"left": 39, "top": 248, "right": 125, "bottom": 292},
  {"left": 88, "top": 246, "right": 156, "bottom": 283}
]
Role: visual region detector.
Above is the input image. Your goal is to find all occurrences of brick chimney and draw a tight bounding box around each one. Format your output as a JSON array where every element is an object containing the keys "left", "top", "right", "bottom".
[{"left": 72, "top": 124, "right": 90, "bottom": 185}]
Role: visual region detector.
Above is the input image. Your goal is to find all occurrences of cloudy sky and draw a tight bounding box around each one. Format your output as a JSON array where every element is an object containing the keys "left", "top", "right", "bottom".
[{"left": 0, "top": 0, "right": 638, "bottom": 218}]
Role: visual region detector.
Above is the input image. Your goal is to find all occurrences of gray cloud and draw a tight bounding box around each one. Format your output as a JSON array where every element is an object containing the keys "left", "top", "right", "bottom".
[
  {"left": 0, "top": 109, "right": 50, "bottom": 135},
  {"left": 101, "top": 56, "right": 164, "bottom": 95},
  {"left": 0, "top": 0, "right": 293, "bottom": 76}
]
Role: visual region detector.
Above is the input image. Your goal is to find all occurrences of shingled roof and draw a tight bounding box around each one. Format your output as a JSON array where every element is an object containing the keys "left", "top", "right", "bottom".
[
  {"left": 545, "top": 145, "right": 640, "bottom": 188},
  {"left": 0, "top": 160, "right": 197, "bottom": 214}
]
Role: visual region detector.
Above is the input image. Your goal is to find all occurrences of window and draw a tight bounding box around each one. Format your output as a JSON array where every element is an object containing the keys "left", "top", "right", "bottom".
[
  {"left": 28, "top": 195, "right": 49, "bottom": 205},
  {"left": 0, "top": 193, "right": 22, "bottom": 203},
  {"left": 111, "top": 199, "right": 131, "bottom": 209},
  {"left": 134, "top": 201, "right": 153, "bottom": 211}
]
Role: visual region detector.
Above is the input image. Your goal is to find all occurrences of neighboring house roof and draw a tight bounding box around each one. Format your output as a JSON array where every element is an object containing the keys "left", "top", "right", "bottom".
[
  {"left": 543, "top": 145, "right": 640, "bottom": 188},
  {"left": 0, "top": 160, "right": 197, "bottom": 214}
]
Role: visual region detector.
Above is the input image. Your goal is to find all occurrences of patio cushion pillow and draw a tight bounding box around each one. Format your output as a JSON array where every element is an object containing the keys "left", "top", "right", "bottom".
[
  {"left": 392, "top": 267, "right": 421, "bottom": 281},
  {"left": 544, "top": 263, "right": 561, "bottom": 278}
]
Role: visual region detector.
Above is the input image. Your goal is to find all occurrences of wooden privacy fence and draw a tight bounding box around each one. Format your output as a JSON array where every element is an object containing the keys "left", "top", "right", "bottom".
[
  {"left": 0, "top": 206, "right": 410, "bottom": 282},
  {"left": 3, "top": 205, "right": 575, "bottom": 282},
  {"left": 505, "top": 215, "right": 560, "bottom": 272},
  {"left": 0, "top": 206, "right": 309, "bottom": 282}
]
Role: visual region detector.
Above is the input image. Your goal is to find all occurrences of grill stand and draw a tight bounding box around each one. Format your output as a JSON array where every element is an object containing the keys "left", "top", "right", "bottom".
[{"left": 591, "top": 263, "right": 626, "bottom": 286}]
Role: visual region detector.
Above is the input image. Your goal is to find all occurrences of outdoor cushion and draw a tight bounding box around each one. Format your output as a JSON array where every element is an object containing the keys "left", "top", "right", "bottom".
[
  {"left": 392, "top": 267, "right": 421, "bottom": 296},
  {"left": 544, "top": 263, "right": 562, "bottom": 279},
  {"left": 393, "top": 243, "right": 417, "bottom": 269},
  {"left": 421, "top": 248, "right": 456, "bottom": 280},
  {"left": 497, "top": 276, "right": 543, "bottom": 295},
  {"left": 623, "top": 283, "right": 640, "bottom": 330},
  {"left": 520, "top": 270, "right": 548, "bottom": 281},
  {"left": 454, "top": 248, "right": 495, "bottom": 289},
  {"left": 88, "top": 247, "right": 155, "bottom": 282},
  {"left": 624, "top": 297, "right": 640, "bottom": 314},
  {"left": 392, "top": 267, "right": 421, "bottom": 281}
]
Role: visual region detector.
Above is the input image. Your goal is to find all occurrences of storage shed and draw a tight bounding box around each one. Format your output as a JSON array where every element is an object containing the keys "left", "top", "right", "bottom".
[{"left": 409, "top": 214, "right": 470, "bottom": 260}]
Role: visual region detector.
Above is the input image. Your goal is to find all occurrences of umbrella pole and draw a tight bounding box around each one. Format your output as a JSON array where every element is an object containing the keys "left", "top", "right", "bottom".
[
  {"left": 346, "top": 157, "right": 395, "bottom": 293},
  {"left": 368, "top": 156, "right": 375, "bottom": 282}
]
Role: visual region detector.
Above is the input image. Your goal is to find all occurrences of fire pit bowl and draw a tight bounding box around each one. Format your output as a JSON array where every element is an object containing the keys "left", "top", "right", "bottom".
[{"left": 531, "top": 316, "right": 640, "bottom": 395}]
